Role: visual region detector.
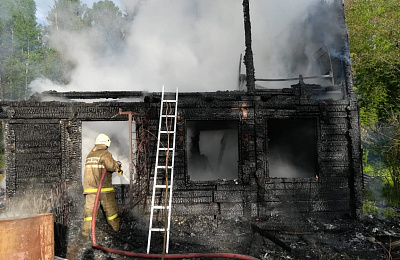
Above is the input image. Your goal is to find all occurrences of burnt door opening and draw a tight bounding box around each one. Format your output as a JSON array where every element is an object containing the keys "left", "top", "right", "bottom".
[
  {"left": 187, "top": 121, "right": 238, "bottom": 181},
  {"left": 268, "top": 118, "right": 317, "bottom": 178}
]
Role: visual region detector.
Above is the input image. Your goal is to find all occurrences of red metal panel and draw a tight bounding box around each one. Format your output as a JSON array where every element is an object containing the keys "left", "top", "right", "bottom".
[{"left": 0, "top": 213, "right": 54, "bottom": 260}]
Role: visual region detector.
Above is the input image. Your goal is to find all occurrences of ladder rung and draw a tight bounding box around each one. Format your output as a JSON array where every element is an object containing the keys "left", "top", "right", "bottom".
[
  {"left": 162, "top": 100, "right": 177, "bottom": 103},
  {"left": 153, "top": 205, "right": 170, "bottom": 210},
  {"left": 155, "top": 185, "right": 172, "bottom": 189},
  {"left": 150, "top": 228, "right": 166, "bottom": 232},
  {"left": 159, "top": 130, "right": 175, "bottom": 134},
  {"left": 158, "top": 147, "right": 174, "bottom": 151},
  {"left": 161, "top": 115, "right": 176, "bottom": 117},
  {"left": 156, "top": 166, "right": 173, "bottom": 169}
]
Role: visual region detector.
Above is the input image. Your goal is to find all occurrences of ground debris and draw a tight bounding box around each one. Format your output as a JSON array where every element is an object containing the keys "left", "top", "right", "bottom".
[
  {"left": 60, "top": 212, "right": 400, "bottom": 259},
  {"left": 248, "top": 214, "right": 400, "bottom": 260}
]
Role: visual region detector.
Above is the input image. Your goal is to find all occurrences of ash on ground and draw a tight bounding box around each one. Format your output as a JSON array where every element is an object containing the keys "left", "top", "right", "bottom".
[{"left": 64, "top": 210, "right": 400, "bottom": 260}]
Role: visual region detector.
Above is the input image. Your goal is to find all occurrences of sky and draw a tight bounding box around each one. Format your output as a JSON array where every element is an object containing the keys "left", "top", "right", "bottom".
[{"left": 35, "top": 0, "right": 57, "bottom": 25}]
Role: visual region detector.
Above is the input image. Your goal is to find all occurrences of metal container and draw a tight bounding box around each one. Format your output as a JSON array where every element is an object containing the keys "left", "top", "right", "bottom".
[{"left": 0, "top": 213, "right": 54, "bottom": 260}]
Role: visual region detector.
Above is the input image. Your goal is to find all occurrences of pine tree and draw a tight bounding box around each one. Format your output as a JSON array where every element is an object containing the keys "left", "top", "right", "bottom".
[{"left": 0, "top": 0, "right": 43, "bottom": 100}]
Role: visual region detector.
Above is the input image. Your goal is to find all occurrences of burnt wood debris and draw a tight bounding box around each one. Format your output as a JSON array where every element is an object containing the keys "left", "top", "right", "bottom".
[{"left": 0, "top": 1, "right": 397, "bottom": 260}]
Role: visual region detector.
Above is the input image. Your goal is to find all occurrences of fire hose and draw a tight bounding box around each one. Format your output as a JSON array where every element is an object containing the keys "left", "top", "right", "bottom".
[{"left": 91, "top": 168, "right": 259, "bottom": 260}]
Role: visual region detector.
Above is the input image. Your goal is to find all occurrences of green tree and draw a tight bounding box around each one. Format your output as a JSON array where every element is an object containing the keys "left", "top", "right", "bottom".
[
  {"left": 345, "top": 0, "right": 400, "bottom": 198},
  {"left": 0, "top": 0, "right": 44, "bottom": 100},
  {"left": 345, "top": 0, "right": 400, "bottom": 126},
  {"left": 46, "top": 0, "right": 87, "bottom": 32},
  {"left": 39, "top": 48, "right": 72, "bottom": 85},
  {"left": 40, "top": 0, "right": 88, "bottom": 86},
  {"left": 42, "top": 0, "right": 126, "bottom": 84},
  {"left": 83, "top": 0, "right": 126, "bottom": 55}
]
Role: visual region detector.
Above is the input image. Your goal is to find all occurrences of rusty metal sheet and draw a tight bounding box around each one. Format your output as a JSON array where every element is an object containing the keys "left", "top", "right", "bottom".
[{"left": 0, "top": 213, "right": 54, "bottom": 260}]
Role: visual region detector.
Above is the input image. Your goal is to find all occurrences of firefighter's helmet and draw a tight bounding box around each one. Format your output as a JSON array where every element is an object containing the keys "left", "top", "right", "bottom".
[{"left": 95, "top": 134, "right": 111, "bottom": 147}]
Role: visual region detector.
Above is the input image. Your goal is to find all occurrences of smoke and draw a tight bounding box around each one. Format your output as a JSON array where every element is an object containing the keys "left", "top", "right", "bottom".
[
  {"left": 269, "top": 155, "right": 313, "bottom": 178},
  {"left": 268, "top": 119, "right": 317, "bottom": 178},
  {"left": 187, "top": 121, "right": 238, "bottom": 181},
  {"left": 30, "top": 0, "right": 348, "bottom": 94},
  {"left": 0, "top": 192, "right": 52, "bottom": 219},
  {"left": 251, "top": 0, "right": 346, "bottom": 88}
]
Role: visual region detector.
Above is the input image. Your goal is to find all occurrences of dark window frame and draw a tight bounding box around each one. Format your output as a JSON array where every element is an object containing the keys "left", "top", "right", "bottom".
[
  {"left": 185, "top": 120, "right": 241, "bottom": 184},
  {"left": 266, "top": 117, "right": 319, "bottom": 179}
]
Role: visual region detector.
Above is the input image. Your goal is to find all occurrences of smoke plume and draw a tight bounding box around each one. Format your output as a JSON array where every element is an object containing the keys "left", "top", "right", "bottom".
[{"left": 30, "top": 0, "right": 347, "bottom": 93}]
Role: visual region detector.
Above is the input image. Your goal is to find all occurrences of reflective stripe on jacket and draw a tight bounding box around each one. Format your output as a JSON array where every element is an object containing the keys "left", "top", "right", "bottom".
[
  {"left": 83, "top": 144, "right": 119, "bottom": 194},
  {"left": 83, "top": 187, "right": 114, "bottom": 193}
]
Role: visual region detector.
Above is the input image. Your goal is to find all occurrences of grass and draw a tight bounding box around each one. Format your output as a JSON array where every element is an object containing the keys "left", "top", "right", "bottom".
[
  {"left": 383, "top": 184, "right": 400, "bottom": 207},
  {"left": 363, "top": 180, "right": 399, "bottom": 218},
  {"left": 383, "top": 208, "right": 398, "bottom": 218},
  {"left": 363, "top": 200, "right": 379, "bottom": 215}
]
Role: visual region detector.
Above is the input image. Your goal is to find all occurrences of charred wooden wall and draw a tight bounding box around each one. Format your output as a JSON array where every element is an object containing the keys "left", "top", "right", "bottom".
[{"left": 0, "top": 82, "right": 362, "bottom": 253}]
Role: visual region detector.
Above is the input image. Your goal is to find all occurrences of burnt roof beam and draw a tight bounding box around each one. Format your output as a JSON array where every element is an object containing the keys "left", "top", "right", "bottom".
[{"left": 40, "top": 91, "right": 144, "bottom": 100}]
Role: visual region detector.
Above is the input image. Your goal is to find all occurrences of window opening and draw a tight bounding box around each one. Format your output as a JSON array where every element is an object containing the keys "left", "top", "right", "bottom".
[
  {"left": 82, "top": 121, "right": 130, "bottom": 184},
  {"left": 268, "top": 118, "right": 317, "bottom": 178},
  {"left": 187, "top": 121, "right": 238, "bottom": 181}
]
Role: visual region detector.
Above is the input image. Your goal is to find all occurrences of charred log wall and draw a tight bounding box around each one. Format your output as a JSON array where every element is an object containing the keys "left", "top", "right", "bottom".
[
  {"left": 0, "top": 85, "right": 362, "bottom": 253},
  {"left": 0, "top": 100, "right": 148, "bottom": 255}
]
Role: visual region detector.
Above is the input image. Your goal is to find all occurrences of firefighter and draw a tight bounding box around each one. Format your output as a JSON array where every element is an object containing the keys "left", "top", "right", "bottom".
[{"left": 82, "top": 133, "right": 121, "bottom": 237}]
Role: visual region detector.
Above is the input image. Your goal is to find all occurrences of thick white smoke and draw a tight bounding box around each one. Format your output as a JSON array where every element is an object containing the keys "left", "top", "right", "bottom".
[
  {"left": 31, "top": 0, "right": 244, "bottom": 93},
  {"left": 250, "top": 0, "right": 344, "bottom": 88},
  {"left": 30, "top": 0, "right": 346, "bottom": 93}
]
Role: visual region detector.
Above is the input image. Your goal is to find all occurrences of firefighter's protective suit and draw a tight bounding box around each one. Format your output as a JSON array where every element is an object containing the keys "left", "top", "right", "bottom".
[{"left": 82, "top": 134, "right": 120, "bottom": 237}]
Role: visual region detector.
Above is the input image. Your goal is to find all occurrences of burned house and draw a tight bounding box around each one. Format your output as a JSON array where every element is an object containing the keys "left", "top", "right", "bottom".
[{"left": 0, "top": 0, "right": 362, "bottom": 258}]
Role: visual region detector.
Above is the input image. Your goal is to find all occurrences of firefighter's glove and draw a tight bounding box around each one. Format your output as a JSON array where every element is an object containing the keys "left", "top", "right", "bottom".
[{"left": 117, "top": 161, "right": 123, "bottom": 175}]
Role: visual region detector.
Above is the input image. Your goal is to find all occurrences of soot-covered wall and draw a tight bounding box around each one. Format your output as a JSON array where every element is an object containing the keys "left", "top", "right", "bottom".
[{"left": 0, "top": 78, "right": 362, "bottom": 254}]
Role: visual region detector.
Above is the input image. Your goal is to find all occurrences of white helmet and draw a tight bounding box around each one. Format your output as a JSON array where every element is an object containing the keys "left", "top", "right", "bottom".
[{"left": 95, "top": 134, "right": 111, "bottom": 147}]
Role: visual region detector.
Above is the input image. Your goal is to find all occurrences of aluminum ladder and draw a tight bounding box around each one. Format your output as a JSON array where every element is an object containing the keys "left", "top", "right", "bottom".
[{"left": 147, "top": 86, "right": 178, "bottom": 254}]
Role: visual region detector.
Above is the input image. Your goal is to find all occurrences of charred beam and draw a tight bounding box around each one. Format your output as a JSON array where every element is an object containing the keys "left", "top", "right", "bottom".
[
  {"left": 41, "top": 90, "right": 144, "bottom": 99},
  {"left": 252, "top": 225, "right": 292, "bottom": 253},
  {"left": 242, "top": 0, "right": 255, "bottom": 94}
]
